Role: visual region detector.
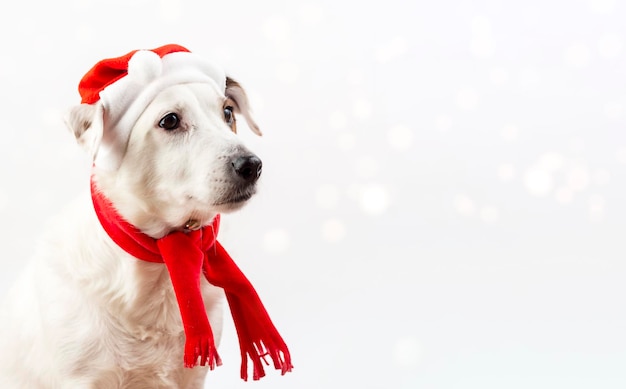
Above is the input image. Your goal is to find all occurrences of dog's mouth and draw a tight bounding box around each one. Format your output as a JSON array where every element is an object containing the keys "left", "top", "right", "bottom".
[
  {"left": 213, "top": 187, "right": 256, "bottom": 207},
  {"left": 223, "top": 192, "right": 253, "bottom": 204},
  {"left": 178, "top": 188, "right": 255, "bottom": 232}
]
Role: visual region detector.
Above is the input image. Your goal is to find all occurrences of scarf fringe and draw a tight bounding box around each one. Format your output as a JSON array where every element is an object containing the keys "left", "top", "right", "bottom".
[
  {"left": 184, "top": 335, "right": 223, "bottom": 369},
  {"left": 239, "top": 339, "right": 293, "bottom": 381},
  {"left": 226, "top": 293, "right": 293, "bottom": 381}
]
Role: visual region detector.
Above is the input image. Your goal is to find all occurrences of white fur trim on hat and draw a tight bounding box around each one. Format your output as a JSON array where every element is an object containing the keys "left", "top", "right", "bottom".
[{"left": 127, "top": 50, "right": 163, "bottom": 84}]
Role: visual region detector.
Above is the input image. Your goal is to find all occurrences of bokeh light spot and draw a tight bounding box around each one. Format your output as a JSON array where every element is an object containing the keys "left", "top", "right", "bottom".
[
  {"left": 158, "top": 0, "right": 182, "bottom": 23},
  {"left": 615, "top": 147, "right": 626, "bottom": 164},
  {"left": 598, "top": 33, "right": 623, "bottom": 59},
  {"left": 593, "top": 169, "right": 611, "bottom": 186},
  {"left": 538, "top": 152, "right": 565, "bottom": 172},
  {"left": 490, "top": 67, "right": 509, "bottom": 86},
  {"left": 352, "top": 98, "right": 372, "bottom": 121},
  {"left": 480, "top": 206, "right": 499, "bottom": 223},
  {"left": 315, "top": 184, "right": 340, "bottom": 210},
  {"left": 275, "top": 62, "right": 300, "bottom": 84},
  {"left": 564, "top": 43, "right": 591, "bottom": 68},
  {"left": 263, "top": 16, "right": 291, "bottom": 43},
  {"left": 456, "top": 88, "right": 478, "bottom": 111},
  {"left": 555, "top": 187, "right": 574, "bottom": 205},
  {"left": 393, "top": 336, "right": 422, "bottom": 369},
  {"left": 359, "top": 184, "right": 390, "bottom": 215},
  {"left": 263, "top": 229, "right": 290, "bottom": 254},
  {"left": 588, "top": 194, "right": 606, "bottom": 222},
  {"left": 355, "top": 156, "right": 380, "bottom": 179},
  {"left": 321, "top": 219, "right": 347, "bottom": 242},
  {"left": 604, "top": 101, "right": 623, "bottom": 119},
  {"left": 589, "top": 0, "right": 616, "bottom": 14},
  {"left": 375, "top": 36, "right": 408, "bottom": 63},
  {"left": 0, "top": 191, "right": 7, "bottom": 213},
  {"left": 454, "top": 194, "right": 475, "bottom": 216},
  {"left": 501, "top": 124, "right": 519, "bottom": 142},
  {"left": 569, "top": 137, "right": 586, "bottom": 153},
  {"left": 435, "top": 115, "right": 453, "bottom": 131},
  {"left": 335, "top": 132, "right": 356, "bottom": 151},
  {"left": 567, "top": 166, "right": 590, "bottom": 192},
  {"left": 470, "top": 15, "right": 495, "bottom": 59},
  {"left": 524, "top": 167, "right": 553, "bottom": 197},
  {"left": 329, "top": 111, "right": 348, "bottom": 130},
  {"left": 498, "top": 163, "right": 515, "bottom": 182},
  {"left": 297, "top": 2, "right": 324, "bottom": 24},
  {"left": 346, "top": 68, "right": 365, "bottom": 86},
  {"left": 387, "top": 124, "right": 414, "bottom": 151}
]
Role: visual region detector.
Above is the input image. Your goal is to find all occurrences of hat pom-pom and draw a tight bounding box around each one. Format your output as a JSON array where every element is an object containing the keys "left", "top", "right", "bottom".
[{"left": 128, "top": 50, "right": 162, "bottom": 84}]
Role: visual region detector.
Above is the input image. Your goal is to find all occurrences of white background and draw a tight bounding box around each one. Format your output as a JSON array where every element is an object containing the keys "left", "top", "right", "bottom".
[{"left": 1, "top": 0, "right": 626, "bottom": 388}]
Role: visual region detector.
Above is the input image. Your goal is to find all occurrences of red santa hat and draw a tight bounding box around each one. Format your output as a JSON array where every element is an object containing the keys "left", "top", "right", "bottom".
[{"left": 77, "top": 44, "right": 226, "bottom": 170}]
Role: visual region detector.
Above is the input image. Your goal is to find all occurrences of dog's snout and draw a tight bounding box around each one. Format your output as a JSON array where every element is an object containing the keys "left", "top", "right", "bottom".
[{"left": 231, "top": 155, "right": 262, "bottom": 183}]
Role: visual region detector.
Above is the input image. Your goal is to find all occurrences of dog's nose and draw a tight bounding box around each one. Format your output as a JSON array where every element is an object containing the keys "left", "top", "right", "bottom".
[{"left": 231, "top": 155, "right": 262, "bottom": 183}]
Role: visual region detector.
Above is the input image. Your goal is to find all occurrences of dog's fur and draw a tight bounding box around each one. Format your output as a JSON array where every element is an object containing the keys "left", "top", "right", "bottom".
[{"left": 0, "top": 75, "right": 262, "bottom": 388}]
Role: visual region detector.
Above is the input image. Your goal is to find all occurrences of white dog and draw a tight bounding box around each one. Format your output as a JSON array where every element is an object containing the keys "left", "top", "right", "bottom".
[{"left": 0, "top": 45, "right": 291, "bottom": 388}]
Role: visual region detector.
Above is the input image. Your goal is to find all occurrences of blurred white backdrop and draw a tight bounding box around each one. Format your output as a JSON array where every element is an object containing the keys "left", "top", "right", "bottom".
[{"left": 1, "top": 0, "right": 626, "bottom": 388}]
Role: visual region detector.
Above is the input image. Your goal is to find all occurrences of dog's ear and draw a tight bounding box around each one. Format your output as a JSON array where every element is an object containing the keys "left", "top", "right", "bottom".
[
  {"left": 64, "top": 103, "right": 104, "bottom": 161},
  {"left": 225, "top": 77, "right": 262, "bottom": 136}
]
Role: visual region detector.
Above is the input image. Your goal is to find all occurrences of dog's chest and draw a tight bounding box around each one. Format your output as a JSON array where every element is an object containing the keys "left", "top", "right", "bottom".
[
  {"left": 87, "top": 262, "right": 199, "bottom": 386},
  {"left": 119, "top": 261, "right": 184, "bottom": 334},
  {"left": 101, "top": 258, "right": 221, "bottom": 352}
]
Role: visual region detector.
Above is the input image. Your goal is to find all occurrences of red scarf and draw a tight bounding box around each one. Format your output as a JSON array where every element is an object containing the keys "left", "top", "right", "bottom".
[{"left": 90, "top": 179, "right": 292, "bottom": 381}]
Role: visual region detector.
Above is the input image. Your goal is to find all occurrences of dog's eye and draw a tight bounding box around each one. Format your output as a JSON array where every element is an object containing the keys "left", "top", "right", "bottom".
[
  {"left": 159, "top": 113, "right": 180, "bottom": 131},
  {"left": 224, "top": 106, "right": 234, "bottom": 126}
]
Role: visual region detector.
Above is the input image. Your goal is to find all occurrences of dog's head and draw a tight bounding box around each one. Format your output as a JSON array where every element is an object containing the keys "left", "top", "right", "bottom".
[{"left": 65, "top": 46, "right": 262, "bottom": 238}]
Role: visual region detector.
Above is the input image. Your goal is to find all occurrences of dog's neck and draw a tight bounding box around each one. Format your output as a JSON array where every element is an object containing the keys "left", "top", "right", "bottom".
[{"left": 91, "top": 171, "right": 216, "bottom": 238}]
